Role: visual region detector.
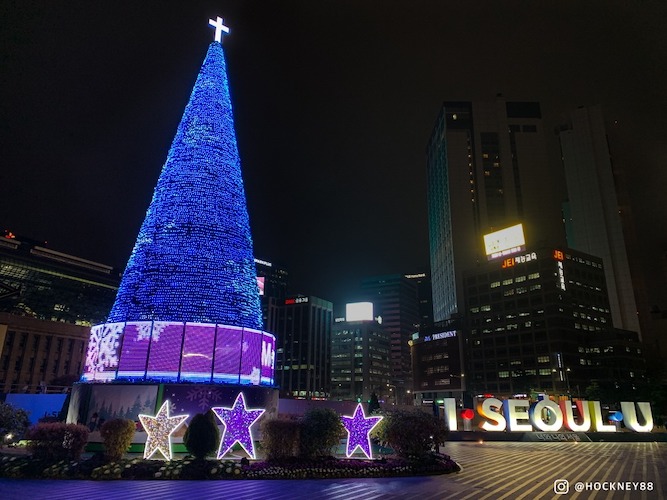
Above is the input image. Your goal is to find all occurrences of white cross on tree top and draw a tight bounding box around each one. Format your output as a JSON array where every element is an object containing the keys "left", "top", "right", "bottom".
[{"left": 208, "top": 16, "right": 230, "bottom": 43}]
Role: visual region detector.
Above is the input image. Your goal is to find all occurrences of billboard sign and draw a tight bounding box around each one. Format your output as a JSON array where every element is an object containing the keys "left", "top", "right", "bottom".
[
  {"left": 484, "top": 224, "right": 526, "bottom": 260},
  {"left": 346, "top": 302, "right": 374, "bottom": 322}
]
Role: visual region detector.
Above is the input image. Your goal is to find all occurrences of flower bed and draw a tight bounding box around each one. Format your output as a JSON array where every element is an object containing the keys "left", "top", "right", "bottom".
[
  {"left": 0, "top": 452, "right": 460, "bottom": 480},
  {"left": 243, "top": 455, "right": 459, "bottom": 479}
]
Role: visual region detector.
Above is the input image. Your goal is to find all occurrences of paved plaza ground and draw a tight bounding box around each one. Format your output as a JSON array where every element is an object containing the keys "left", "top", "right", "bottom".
[{"left": 0, "top": 441, "right": 664, "bottom": 499}]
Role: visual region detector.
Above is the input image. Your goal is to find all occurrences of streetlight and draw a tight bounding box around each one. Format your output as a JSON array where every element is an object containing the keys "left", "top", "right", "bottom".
[
  {"left": 448, "top": 373, "right": 466, "bottom": 407},
  {"left": 552, "top": 366, "right": 572, "bottom": 396},
  {"left": 386, "top": 383, "right": 396, "bottom": 405}
]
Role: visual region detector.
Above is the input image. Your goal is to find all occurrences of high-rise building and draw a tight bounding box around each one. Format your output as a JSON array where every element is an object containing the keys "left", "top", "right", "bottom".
[
  {"left": 0, "top": 232, "right": 120, "bottom": 326},
  {"left": 0, "top": 313, "right": 89, "bottom": 393},
  {"left": 427, "top": 99, "right": 565, "bottom": 322},
  {"left": 410, "top": 318, "right": 465, "bottom": 403},
  {"left": 254, "top": 257, "right": 288, "bottom": 333},
  {"left": 275, "top": 295, "right": 333, "bottom": 399},
  {"left": 331, "top": 306, "right": 391, "bottom": 403},
  {"left": 558, "top": 105, "right": 641, "bottom": 336},
  {"left": 463, "top": 245, "right": 645, "bottom": 398},
  {"left": 405, "top": 272, "right": 433, "bottom": 330},
  {"left": 0, "top": 232, "right": 119, "bottom": 392},
  {"left": 254, "top": 258, "right": 288, "bottom": 303},
  {"left": 360, "top": 275, "right": 420, "bottom": 402}
]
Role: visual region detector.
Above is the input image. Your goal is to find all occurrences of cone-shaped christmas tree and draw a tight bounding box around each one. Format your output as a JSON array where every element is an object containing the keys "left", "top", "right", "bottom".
[
  {"left": 81, "top": 24, "right": 274, "bottom": 386},
  {"left": 107, "top": 41, "right": 262, "bottom": 330}
]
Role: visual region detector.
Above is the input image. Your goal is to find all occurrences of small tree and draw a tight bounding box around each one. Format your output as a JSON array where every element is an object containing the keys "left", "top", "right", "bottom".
[
  {"left": 26, "top": 422, "right": 89, "bottom": 460},
  {"left": 0, "top": 402, "right": 30, "bottom": 446},
  {"left": 261, "top": 418, "right": 300, "bottom": 460},
  {"left": 372, "top": 409, "right": 447, "bottom": 460},
  {"left": 100, "top": 418, "right": 136, "bottom": 461},
  {"left": 183, "top": 410, "right": 220, "bottom": 460},
  {"left": 368, "top": 392, "right": 380, "bottom": 414},
  {"left": 299, "top": 408, "right": 344, "bottom": 459}
]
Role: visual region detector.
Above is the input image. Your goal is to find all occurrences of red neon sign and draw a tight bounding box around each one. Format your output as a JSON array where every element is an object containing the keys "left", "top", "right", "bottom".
[{"left": 502, "top": 258, "right": 515, "bottom": 269}]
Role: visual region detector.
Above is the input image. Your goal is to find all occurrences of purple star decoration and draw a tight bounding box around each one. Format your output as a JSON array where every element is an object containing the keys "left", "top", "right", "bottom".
[
  {"left": 341, "top": 403, "right": 383, "bottom": 459},
  {"left": 212, "top": 392, "right": 265, "bottom": 459}
]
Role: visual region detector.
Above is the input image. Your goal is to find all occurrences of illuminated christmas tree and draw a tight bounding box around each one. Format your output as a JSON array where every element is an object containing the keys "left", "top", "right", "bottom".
[
  {"left": 107, "top": 40, "right": 262, "bottom": 330},
  {"left": 81, "top": 22, "right": 275, "bottom": 386},
  {"left": 75, "top": 21, "right": 274, "bottom": 452}
]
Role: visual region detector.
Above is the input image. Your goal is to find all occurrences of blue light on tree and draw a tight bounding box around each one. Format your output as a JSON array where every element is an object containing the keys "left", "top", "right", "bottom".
[{"left": 107, "top": 41, "right": 263, "bottom": 330}]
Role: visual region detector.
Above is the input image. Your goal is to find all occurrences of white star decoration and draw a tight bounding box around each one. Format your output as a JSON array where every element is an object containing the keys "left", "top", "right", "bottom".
[{"left": 139, "top": 400, "right": 189, "bottom": 460}]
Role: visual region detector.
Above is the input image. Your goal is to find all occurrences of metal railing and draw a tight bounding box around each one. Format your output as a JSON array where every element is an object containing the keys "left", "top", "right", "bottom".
[{"left": 2, "top": 383, "right": 72, "bottom": 394}]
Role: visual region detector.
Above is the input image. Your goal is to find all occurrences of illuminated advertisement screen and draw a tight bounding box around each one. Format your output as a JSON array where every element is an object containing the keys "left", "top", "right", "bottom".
[
  {"left": 88, "top": 320, "right": 275, "bottom": 385},
  {"left": 483, "top": 223, "right": 526, "bottom": 260},
  {"left": 81, "top": 322, "right": 124, "bottom": 381},
  {"left": 180, "top": 323, "right": 216, "bottom": 382},
  {"left": 213, "top": 325, "right": 243, "bottom": 383},
  {"left": 240, "top": 328, "right": 262, "bottom": 385},
  {"left": 146, "top": 322, "right": 184, "bottom": 380},
  {"left": 257, "top": 276, "right": 265, "bottom": 296},
  {"left": 346, "top": 302, "right": 374, "bottom": 322},
  {"left": 260, "top": 332, "right": 276, "bottom": 385},
  {"left": 117, "top": 321, "right": 151, "bottom": 379}
]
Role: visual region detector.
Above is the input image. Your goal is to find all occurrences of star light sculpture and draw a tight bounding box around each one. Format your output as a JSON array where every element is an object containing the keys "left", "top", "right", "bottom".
[
  {"left": 212, "top": 392, "right": 265, "bottom": 459},
  {"left": 138, "top": 400, "right": 189, "bottom": 460},
  {"left": 341, "top": 403, "right": 383, "bottom": 459}
]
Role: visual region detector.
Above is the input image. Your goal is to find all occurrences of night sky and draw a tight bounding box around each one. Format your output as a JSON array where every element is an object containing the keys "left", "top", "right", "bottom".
[{"left": 2, "top": 1, "right": 666, "bottom": 311}]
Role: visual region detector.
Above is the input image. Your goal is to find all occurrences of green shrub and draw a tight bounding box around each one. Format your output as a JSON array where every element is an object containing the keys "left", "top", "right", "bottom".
[
  {"left": 100, "top": 418, "right": 136, "bottom": 461},
  {"left": 261, "top": 418, "right": 300, "bottom": 460},
  {"left": 25, "top": 422, "right": 89, "bottom": 460},
  {"left": 372, "top": 409, "right": 447, "bottom": 460},
  {"left": 183, "top": 410, "right": 220, "bottom": 460},
  {"left": 0, "top": 402, "right": 30, "bottom": 445},
  {"left": 299, "top": 408, "right": 344, "bottom": 459}
]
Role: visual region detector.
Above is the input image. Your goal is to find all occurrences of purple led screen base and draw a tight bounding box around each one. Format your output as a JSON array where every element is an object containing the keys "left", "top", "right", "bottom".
[{"left": 82, "top": 321, "right": 275, "bottom": 386}]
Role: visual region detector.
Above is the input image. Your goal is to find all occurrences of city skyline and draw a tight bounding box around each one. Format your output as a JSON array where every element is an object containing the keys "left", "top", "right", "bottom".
[{"left": 2, "top": 1, "right": 666, "bottom": 309}]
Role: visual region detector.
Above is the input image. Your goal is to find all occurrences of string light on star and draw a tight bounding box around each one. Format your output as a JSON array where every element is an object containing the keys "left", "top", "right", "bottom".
[
  {"left": 212, "top": 392, "right": 265, "bottom": 459},
  {"left": 341, "top": 403, "right": 383, "bottom": 459},
  {"left": 138, "top": 400, "right": 189, "bottom": 460}
]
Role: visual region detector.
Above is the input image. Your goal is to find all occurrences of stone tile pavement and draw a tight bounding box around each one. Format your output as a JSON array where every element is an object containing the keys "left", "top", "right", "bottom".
[{"left": 0, "top": 441, "right": 664, "bottom": 499}]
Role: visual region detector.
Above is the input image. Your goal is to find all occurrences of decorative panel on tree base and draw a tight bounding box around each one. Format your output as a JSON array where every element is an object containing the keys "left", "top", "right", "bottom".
[{"left": 67, "top": 382, "right": 278, "bottom": 449}]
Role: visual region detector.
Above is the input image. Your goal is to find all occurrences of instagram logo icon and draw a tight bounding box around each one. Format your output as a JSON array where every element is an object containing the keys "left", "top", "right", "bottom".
[{"left": 554, "top": 479, "right": 570, "bottom": 494}]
